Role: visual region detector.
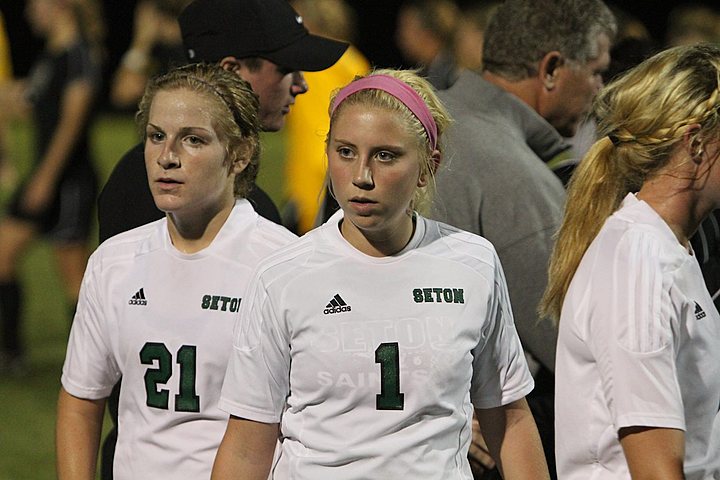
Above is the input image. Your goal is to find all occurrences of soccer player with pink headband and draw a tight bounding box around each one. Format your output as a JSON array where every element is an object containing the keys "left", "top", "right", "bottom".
[{"left": 212, "top": 70, "right": 549, "bottom": 480}]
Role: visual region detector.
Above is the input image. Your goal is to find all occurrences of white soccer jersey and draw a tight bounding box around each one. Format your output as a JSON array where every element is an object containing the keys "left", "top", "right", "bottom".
[
  {"left": 555, "top": 194, "right": 720, "bottom": 480},
  {"left": 220, "top": 212, "right": 534, "bottom": 479},
  {"left": 61, "top": 200, "right": 295, "bottom": 480}
]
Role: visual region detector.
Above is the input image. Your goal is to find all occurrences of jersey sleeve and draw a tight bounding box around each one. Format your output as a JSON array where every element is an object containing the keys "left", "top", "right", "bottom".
[
  {"left": 589, "top": 231, "right": 684, "bottom": 431},
  {"left": 61, "top": 253, "right": 121, "bottom": 399},
  {"left": 67, "top": 43, "right": 101, "bottom": 85},
  {"left": 219, "top": 269, "right": 290, "bottom": 423},
  {"left": 470, "top": 251, "right": 534, "bottom": 409}
]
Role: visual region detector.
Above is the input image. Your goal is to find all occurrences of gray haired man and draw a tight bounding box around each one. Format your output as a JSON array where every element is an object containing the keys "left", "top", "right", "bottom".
[{"left": 432, "top": 0, "right": 616, "bottom": 477}]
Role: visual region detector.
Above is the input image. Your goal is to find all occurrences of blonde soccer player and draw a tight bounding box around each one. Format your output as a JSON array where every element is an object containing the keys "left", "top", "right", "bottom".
[
  {"left": 212, "top": 69, "right": 549, "bottom": 479},
  {"left": 542, "top": 44, "right": 720, "bottom": 479}
]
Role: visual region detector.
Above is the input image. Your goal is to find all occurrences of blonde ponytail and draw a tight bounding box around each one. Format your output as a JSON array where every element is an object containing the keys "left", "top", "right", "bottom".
[
  {"left": 540, "top": 43, "right": 720, "bottom": 322},
  {"left": 540, "top": 136, "right": 626, "bottom": 321}
]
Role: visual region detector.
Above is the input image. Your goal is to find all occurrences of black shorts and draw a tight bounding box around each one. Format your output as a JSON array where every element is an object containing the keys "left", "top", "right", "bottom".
[{"left": 7, "top": 165, "right": 98, "bottom": 243}]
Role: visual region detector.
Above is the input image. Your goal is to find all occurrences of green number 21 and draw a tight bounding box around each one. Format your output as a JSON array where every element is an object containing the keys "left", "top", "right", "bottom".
[
  {"left": 140, "top": 342, "right": 200, "bottom": 412},
  {"left": 375, "top": 342, "right": 405, "bottom": 410}
]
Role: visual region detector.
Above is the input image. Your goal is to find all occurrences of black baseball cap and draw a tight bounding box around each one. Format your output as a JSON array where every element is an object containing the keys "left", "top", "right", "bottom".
[{"left": 178, "top": 0, "right": 349, "bottom": 72}]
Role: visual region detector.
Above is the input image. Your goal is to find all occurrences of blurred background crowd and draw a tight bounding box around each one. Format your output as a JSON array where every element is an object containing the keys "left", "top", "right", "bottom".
[
  {"left": 3, "top": 0, "right": 720, "bottom": 234},
  {"left": 5, "top": 0, "right": 720, "bottom": 110}
]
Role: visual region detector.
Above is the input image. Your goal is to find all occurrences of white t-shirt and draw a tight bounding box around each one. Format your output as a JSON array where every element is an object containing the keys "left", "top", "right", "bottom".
[
  {"left": 61, "top": 200, "right": 295, "bottom": 480},
  {"left": 220, "top": 212, "right": 534, "bottom": 479},
  {"left": 555, "top": 194, "right": 720, "bottom": 480}
]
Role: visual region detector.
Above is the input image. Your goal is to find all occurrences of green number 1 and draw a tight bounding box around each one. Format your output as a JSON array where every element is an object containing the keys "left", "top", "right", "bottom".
[
  {"left": 375, "top": 342, "right": 404, "bottom": 410},
  {"left": 140, "top": 342, "right": 200, "bottom": 412},
  {"left": 175, "top": 345, "right": 200, "bottom": 412}
]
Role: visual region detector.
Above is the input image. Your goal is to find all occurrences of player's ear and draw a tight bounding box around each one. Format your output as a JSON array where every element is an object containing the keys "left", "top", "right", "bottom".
[
  {"left": 219, "top": 57, "right": 242, "bottom": 75},
  {"left": 682, "top": 123, "right": 703, "bottom": 162},
  {"left": 539, "top": 51, "right": 563, "bottom": 91},
  {"left": 418, "top": 149, "right": 441, "bottom": 187},
  {"left": 226, "top": 141, "right": 253, "bottom": 176}
]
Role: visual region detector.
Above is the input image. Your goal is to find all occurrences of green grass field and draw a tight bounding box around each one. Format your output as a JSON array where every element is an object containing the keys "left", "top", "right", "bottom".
[{"left": 0, "top": 115, "right": 286, "bottom": 479}]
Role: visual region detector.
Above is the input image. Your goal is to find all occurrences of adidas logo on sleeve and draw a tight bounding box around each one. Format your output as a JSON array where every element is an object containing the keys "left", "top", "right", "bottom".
[
  {"left": 129, "top": 288, "right": 148, "bottom": 306},
  {"left": 323, "top": 294, "right": 351, "bottom": 315}
]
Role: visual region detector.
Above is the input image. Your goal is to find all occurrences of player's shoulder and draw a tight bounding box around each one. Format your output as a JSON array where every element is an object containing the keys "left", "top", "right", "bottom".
[
  {"left": 92, "top": 220, "right": 163, "bottom": 266},
  {"left": 248, "top": 214, "right": 298, "bottom": 246},
  {"left": 429, "top": 217, "right": 497, "bottom": 253},
  {"left": 247, "top": 226, "right": 325, "bottom": 286},
  {"left": 257, "top": 231, "right": 316, "bottom": 270},
  {"left": 98, "top": 219, "right": 159, "bottom": 247},
  {"left": 421, "top": 217, "right": 501, "bottom": 271},
  {"left": 599, "top": 200, "right": 688, "bottom": 273},
  {"left": 228, "top": 204, "right": 297, "bottom": 259}
]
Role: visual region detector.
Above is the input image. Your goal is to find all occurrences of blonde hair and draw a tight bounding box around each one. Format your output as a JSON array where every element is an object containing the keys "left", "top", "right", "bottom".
[
  {"left": 137, "top": 63, "right": 261, "bottom": 198},
  {"left": 326, "top": 68, "right": 452, "bottom": 213},
  {"left": 540, "top": 43, "right": 720, "bottom": 322}
]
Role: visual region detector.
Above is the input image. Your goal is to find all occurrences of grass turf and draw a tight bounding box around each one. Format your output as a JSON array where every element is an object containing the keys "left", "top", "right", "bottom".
[{"left": 0, "top": 115, "right": 286, "bottom": 479}]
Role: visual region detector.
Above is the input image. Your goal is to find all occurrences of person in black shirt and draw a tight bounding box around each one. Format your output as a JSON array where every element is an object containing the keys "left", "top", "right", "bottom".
[{"left": 0, "top": 0, "right": 104, "bottom": 374}]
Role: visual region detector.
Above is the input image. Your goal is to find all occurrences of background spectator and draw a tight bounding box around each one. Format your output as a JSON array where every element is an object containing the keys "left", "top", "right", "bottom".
[
  {"left": 0, "top": 0, "right": 104, "bottom": 374},
  {"left": 452, "top": 1, "right": 501, "bottom": 73},
  {"left": 395, "top": 0, "right": 460, "bottom": 89},
  {"left": 109, "top": 0, "right": 190, "bottom": 110},
  {"left": 282, "top": 0, "right": 370, "bottom": 235}
]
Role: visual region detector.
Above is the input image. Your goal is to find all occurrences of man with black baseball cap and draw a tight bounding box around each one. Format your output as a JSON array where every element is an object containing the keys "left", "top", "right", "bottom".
[
  {"left": 181, "top": 0, "right": 347, "bottom": 72},
  {"left": 95, "top": 1, "right": 346, "bottom": 477},
  {"left": 179, "top": 0, "right": 348, "bottom": 131},
  {"left": 97, "top": 0, "right": 348, "bottom": 243}
]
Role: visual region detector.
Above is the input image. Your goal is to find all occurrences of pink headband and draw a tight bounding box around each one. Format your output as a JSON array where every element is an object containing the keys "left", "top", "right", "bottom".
[{"left": 330, "top": 74, "right": 438, "bottom": 150}]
